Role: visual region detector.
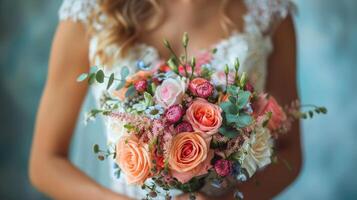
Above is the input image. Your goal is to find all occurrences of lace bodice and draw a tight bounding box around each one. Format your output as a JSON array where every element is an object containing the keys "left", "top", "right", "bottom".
[{"left": 59, "top": 0, "right": 294, "bottom": 199}]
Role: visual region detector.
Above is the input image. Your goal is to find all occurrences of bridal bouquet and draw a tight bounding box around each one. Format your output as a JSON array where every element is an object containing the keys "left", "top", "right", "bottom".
[{"left": 78, "top": 33, "right": 326, "bottom": 200}]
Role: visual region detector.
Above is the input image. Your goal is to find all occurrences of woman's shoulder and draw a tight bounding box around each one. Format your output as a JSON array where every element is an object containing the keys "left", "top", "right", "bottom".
[
  {"left": 58, "top": 0, "right": 98, "bottom": 24},
  {"left": 244, "top": 0, "right": 296, "bottom": 35}
]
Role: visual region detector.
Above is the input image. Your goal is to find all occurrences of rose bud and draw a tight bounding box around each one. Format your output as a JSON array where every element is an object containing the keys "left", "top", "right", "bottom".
[
  {"left": 175, "top": 121, "right": 194, "bottom": 133},
  {"left": 165, "top": 105, "right": 184, "bottom": 124},
  {"left": 214, "top": 159, "right": 232, "bottom": 177},
  {"left": 134, "top": 80, "right": 147, "bottom": 93},
  {"left": 188, "top": 77, "right": 207, "bottom": 95},
  {"left": 196, "top": 81, "right": 214, "bottom": 98}
]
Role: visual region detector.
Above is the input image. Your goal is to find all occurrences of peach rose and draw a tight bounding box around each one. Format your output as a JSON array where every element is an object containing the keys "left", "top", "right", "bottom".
[
  {"left": 254, "top": 94, "right": 287, "bottom": 131},
  {"left": 185, "top": 98, "right": 222, "bottom": 136},
  {"left": 115, "top": 135, "right": 152, "bottom": 185},
  {"left": 168, "top": 132, "right": 213, "bottom": 183}
]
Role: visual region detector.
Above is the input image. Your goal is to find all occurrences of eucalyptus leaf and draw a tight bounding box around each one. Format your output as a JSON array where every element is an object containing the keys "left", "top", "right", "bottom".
[
  {"left": 227, "top": 85, "right": 239, "bottom": 96},
  {"left": 96, "top": 70, "right": 105, "bottom": 83},
  {"left": 237, "top": 91, "right": 251, "bottom": 109},
  {"left": 228, "top": 96, "right": 237, "bottom": 104},
  {"left": 88, "top": 73, "right": 96, "bottom": 84},
  {"left": 121, "top": 66, "right": 130, "bottom": 79},
  {"left": 219, "top": 126, "right": 239, "bottom": 139},
  {"left": 226, "top": 113, "right": 239, "bottom": 125},
  {"left": 220, "top": 101, "right": 238, "bottom": 114},
  {"left": 107, "top": 73, "right": 115, "bottom": 89},
  {"left": 116, "top": 80, "right": 126, "bottom": 90},
  {"left": 90, "top": 66, "right": 98, "bottom": 73},
  {"left": 125, "top": 85, "right": 136, "bottom": 97},
  {"left": 235, "top": 114, "right": 253, "bottom": 128},
  {"left": 77, "top": 73, "right": 88, "bottom": 82}
]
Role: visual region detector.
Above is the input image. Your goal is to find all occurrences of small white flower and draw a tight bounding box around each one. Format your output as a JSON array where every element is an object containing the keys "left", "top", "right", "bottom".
[{"left": 107, "top": 118, "right": 127, "bottom": 143}]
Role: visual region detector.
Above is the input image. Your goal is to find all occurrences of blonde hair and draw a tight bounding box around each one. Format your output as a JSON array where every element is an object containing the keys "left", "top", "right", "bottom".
[{"left": 90, "top": 0, "right": 234, "bottom": 66}]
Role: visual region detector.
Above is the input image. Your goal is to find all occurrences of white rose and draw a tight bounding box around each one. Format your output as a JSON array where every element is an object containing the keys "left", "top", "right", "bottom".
[
  {"left": 154, "top": 77, "right": 186, "bottom": 108},
  {"left": 240, "top": 126, "right": 273, "bottom": 177},
  {"left": 107, "top": 118, "right": 127, "bottom": 143}
]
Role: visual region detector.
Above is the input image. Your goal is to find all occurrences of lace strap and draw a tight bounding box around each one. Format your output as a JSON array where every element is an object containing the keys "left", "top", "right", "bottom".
[
  {"left": 58, "top": 0, "right": 98, "bottom": 24},
  {"left": 244, "top": 0, "right": 296, "bottom": 36}
]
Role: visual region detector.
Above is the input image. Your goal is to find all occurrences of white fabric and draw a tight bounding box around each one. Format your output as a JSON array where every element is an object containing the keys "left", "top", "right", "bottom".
[{"left": 58, "top": 0, "right": 294, "bottom": 199}]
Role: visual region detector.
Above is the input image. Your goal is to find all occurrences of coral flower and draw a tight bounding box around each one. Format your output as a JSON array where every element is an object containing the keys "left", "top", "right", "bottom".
[
  {"left": 185, "top": 98, "right": 222, "bottom": 136},
  {"left": 116, "top": 135, "right": 152, "bottom": 185},
  {"left": 168, "top": 132, "right": 213, "bottom": 183}
]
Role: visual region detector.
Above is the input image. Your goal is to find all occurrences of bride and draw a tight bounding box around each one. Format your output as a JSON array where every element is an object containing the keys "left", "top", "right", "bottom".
[{"left": 29, "top": 0, "right": 302, "bottom": 199}]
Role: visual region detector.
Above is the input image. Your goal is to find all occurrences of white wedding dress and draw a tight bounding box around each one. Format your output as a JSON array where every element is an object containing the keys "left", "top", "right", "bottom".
[{"left": 59, "top": 0, "right": 294, "bottom": 199}]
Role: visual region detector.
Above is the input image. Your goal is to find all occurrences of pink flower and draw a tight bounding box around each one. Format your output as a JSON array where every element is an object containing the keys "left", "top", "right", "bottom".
[
  {"left": 214, "top": 159, "right": 232, "bottom": 177},
  {"left": 254, "top": 94, "right": 287, "bottom": 131},
  {"left": 188, "top": 78, "right": 208, "bottom": 96},
  {"left": 165, "top": 105, "right": 184, "bottom": 124},
  {"left": 196, "top": 81, "right": 214, "bottom": 98},
  {"left": 154, "top": 77, "right": 186, "bottom": 108},
  {"left": 134, "top": 80, "right": 147, "bottom": 93},
  {"left": 168, "top": 132, "right": 213, "bottom": 183},
  {"left": 175, "top": 121, "right": 194, "bottom": 133},
  {"left": 185, "top": 98, "right": 222, "bottom": 137}
]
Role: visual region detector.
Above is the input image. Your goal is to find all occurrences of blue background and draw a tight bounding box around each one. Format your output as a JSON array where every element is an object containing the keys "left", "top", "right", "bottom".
[{"left": 0, "top": 0, "right": 356, "bottom": 199}]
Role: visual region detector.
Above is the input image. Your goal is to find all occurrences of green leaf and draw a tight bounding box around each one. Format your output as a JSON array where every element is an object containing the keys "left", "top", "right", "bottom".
[
  {"left": 96, "top": 70, "right": 105, "bottom": 83},
  {"left": 93, "top": 144, "right": 99, "bottom": 154},
  {"left": 235, "top": 114, "right": 253, "bottom": 128},
  {"left": 107, "top": 73, "right": 115, "bottom": 89},
  {"left": 219, "top": 126, "right": 239, "bottom": 139},
  {"left": 88, "top": 73, "right": 96, "bottom": 84},
  {"left": 144, "top": 92, "right": 154, "bottom": 107},
  {"left": 227, "top": 85, "right": 239, "bottom": 96},
  {"left": 121, "top": 66, "right": 130, "bottom": 79},
  {"left": 237, "top": 90, "right": 251, "bottom": 109},
  {"left": 125, "top": 85, "right": 136, "bottom": 97},
  {"left": 308, "top": 111, "right": 314, "bottom": 118},
  {"left": 225, "top": 113, "right": 239, "bottom": 125},
  {"left": 220, "top": 102, "right": 238, "bottom": 114},
  {"left": 228, "top": 96, "right": 237, "bottom": 104},
  {"left": 116, "top": 80, "right": 126, "bottom": 90},
  {"left": 77, "top": 73, "right": 88, "bottom": 82},
  {"left": 89, "top": 66, "right": 98, "bottom": 74},
  {"left": 320, "top": 107, "right": 328, "bottom": 114}
]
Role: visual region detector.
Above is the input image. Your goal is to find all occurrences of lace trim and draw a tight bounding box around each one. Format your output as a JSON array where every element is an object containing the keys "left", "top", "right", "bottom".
[
  {"left": 58, "top": 0, "right": 97, "bottom": 23},
  {"left": 244, "top": 0, "right": 295, "bottom": 35}
]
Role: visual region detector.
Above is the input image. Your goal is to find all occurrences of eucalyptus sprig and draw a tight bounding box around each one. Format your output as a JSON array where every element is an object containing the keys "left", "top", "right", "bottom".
[
  {"left": 93, "top": 144, "right": 116, "bottom": 161},
  {"left": 77, "top": 66, "right": 130, "bottom": 90}
]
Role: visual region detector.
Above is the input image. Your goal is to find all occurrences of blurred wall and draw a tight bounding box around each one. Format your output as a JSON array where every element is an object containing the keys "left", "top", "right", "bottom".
[{"left": 0, "top": 0, "right": 356, "bottom": 199}]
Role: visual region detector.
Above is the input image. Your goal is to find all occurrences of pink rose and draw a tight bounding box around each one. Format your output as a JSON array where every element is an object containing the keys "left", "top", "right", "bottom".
[
  {"left": 175, "top": 121, "right": 194, "bottom": 133},
  {"left": 165, "top": 105, "right": 184, "bottom": 124},
  {"left": 186, "top": 98, "right": 222, "bottom": 137},
  {"left": 168, "top": 132, "right": 213, "bottom": 183},
  {"left": 188, "top": 78, "right": 208, "bottom": 96},
  {"left": 154, "top": 77, "right": 186, "bottom": 108},
  {"left": 134, "top": 80, "right": 147, "bottom": 93},
  {"left": 214, "top": 159, "right": 232, "bottom": 177},
  {"left": 115, "top": 135, "right": 152, "bottom": 185},
  {"left": 254, "top": 94, "right": 287, "bottom": 131},
  {"left": 195, "top": 81, "right": 213, "bottom": 98}
]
